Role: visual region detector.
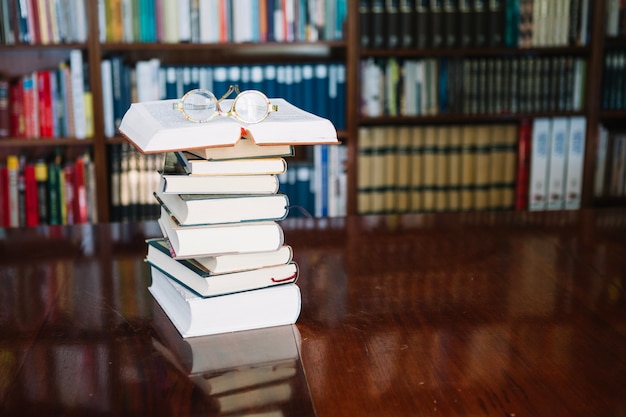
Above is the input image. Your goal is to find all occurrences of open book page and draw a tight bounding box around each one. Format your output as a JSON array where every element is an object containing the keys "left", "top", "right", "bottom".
[{"left": 119, "top": 98, "right": 338, "bottom": 153}]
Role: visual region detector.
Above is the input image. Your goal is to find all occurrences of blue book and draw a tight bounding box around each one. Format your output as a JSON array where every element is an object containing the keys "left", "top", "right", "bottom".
[
  {"left": 313, "top": 64, "right": 329, "bottom": 119},
  {"left": 263, "top": 65, "right": 278, "bottom": 98},
  {"left": 164, "top": 67, "right": 178, "bottom": 99},
  {"left": 212, "top": 66, "right": 229, "bottom": 96},
  {"left": 335, "top": 63, "right": 346, "bottom": 130},
  {"left": 300, "top": 64, "right": 315, "bottom": 114}
]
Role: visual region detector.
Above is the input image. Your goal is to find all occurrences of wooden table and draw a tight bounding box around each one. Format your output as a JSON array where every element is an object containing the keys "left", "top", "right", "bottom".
[{"left": 1, "top": 209, "right": 625, "bottom": 416}]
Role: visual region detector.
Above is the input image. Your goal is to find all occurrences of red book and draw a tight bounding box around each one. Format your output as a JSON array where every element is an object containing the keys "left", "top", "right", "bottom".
[
  {"left": 0, "top": 165, "right": 8, "bottom": 227},
  {"left": 514, "top": 119, "right": 532, "bottom": 211},
  {"left": 9, "top": 82, "right": 25, "bottom": 137},
  {"left": 37, "top": 70, "right": 54, "bottom": 137},
  {"left": 72, "top": 156, "right": 88, "bottom": 224},
  {"left": 23, "top": 163, "right": 40, "bottom": 227},
  {"left": 21, "top": 74, "right": 38, "bottom": 138}
]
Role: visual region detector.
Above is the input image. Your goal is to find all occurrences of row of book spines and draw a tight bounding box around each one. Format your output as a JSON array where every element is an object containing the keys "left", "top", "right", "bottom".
[
  {"left": 357, "top": 124, "right": 519, "bottom": 214},
  {"left": 360, "top": 56, "right": 585, "bottom": 118},
  {"left": 0, "top": 153, "right": 95, "bottom": 228},
  {"left": 101, "top": 0, "right": 347, "bottom": 44},
  {"left": 594, "top": 126, "right": 626, "bottom": 198},
  {"left": 0, "top": 0, "right": 88, "bottom": 45},
  {"left": 0, "top": 50, "right": 92, "bottom": 140},
  {"left": 108, "top": 143, "right": 165, "bottom": 223},
  {"left": 601, "top": 50, "right": 626, "bottom": 111},
  {"left": 360, "top": 0, "right": 589, "bottom": 50},
  {"left": 102, "top": 59, "right": 346, "bottom": 138},
  {"left": 278, "top": 145, "right": 348, "bottom": 219}
]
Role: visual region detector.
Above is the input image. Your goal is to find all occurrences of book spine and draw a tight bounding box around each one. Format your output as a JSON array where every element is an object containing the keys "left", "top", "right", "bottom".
[
  {"left": 487, "top": 0, "right": 504, "bottom": 47},
  {"left": 359, "top": 0, "right": 371, "bottom": 48},
  {"left": 528, "top": 118, "right": 551, "bottom": 211},
  {"left": 0, "top": 78, "right": 8, "bottom": 137},
  {"left": 399, "top": 0, "right": 414, "bottom": 48},
  {"left": 385, "top": 0, "right": 400, "bottom": 48},
  {"left": 443, "top": 0, "right": 458, "bottom": 48},
  {"left": 514, "top": 119, "right": 531, "bottom": 210},
  {"left": 472, "top": 0, "right": 486, "bottom": 47},
  {"left": 414, "top": 0, "right": 429, "bottom": 48},
  {"left": 7, "top": 155, "right": 20, "bottom": 227},
  {"left": 370, "top": 0, "right": 385, "bottom": 48},
  {"left": 430, "top": 0, "right": 443, "bottom": 48}
]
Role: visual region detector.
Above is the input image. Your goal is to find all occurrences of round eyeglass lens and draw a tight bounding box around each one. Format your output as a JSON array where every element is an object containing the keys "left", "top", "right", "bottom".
[
  {"left": 233, "top": 91, "right": 270, "bottom": 123},
  {"left": 182, "top": 90, "right": 217, "bottom": 122}
]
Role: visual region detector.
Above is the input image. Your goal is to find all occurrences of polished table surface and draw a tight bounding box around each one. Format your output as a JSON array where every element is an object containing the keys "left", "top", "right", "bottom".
[{"left": 1, "top": 209, "right": 625, "bottom": 416}]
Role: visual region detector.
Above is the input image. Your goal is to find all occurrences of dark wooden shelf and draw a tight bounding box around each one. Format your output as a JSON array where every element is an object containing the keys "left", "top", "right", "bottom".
[
  {"left": 359, "top": 111, "right": 588, "bottom": 126},
  {"left": 360, "top": 45, "right": 591, "bottom": 58}
]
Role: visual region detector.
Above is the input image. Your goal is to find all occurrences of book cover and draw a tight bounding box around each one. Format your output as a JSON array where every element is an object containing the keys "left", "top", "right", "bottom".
[
  {"left": 146, "top": 238, "right": 298, "bottom": 298},
  {"left": 157, "top": 208, "right": 284, "bottom": 258},
  {"left": 148, "top": 266, "right": 301, "bottom": 337}
]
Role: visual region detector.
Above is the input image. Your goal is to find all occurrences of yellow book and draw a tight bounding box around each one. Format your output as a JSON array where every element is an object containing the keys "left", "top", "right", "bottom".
[
  {"left": 460, "top": 125, "right": 478, "bottom": 210},
  {"left": 447, "top": 125, "right": 463, "bottom": 211},
  {"left": 370, "top": 127, "right": 387, "bottom": 214},
  {"left": 474, "top": 125, "right": 492, "bottom": 210},
  {"left": 434, "top": 126, "right": 450, "bottom": 211},
  {"left": 409, "top": 126, "right": 424, "bottom": 212},
  {"left": 395, "top": 126, "right": 412, "bottom": 213},
  {"left": 357, "top": 127, "right": 374, "bottom": 214},
  {"left": 422, "top": 126, "right": 437, "bottom": 211}
]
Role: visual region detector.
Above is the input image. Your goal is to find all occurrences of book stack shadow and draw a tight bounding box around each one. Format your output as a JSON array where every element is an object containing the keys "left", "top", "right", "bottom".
[{"left": 118, "top": 95, "right": 338, "bottom": 338}]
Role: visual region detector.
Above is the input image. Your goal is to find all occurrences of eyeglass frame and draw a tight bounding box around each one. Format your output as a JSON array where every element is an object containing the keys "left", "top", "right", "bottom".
[{"left": 172, "top": 85, "right": 278, "bottom": 124}]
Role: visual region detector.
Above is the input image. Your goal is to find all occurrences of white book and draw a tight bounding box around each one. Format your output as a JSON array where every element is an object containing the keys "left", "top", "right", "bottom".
[
  {"left": 155, "top": 190, "right": 289, "bottom": 225},
  {"left": 146, "top": 238, "right": 298, "bottom": 297},
  {"left": 148, "top": 266, "right": 301, "bottom": 337},
  {"left": 157, "top": 208, "right": 284, "bottom": 258},
  {"left": 176, "top": 152, "right": 287, "bottom": 176},
  {"left": 101, "top": 59, "right": 115, "bottom": 138},
  {"left": 158, "top": 173, "right": 280, "bottom": 195},
  {"left": 529, "top": 118, "right": 552, "bottom": 211},
  {"left": 69, "top": 49, "right": 87, "bottom": 139},
  {"left": 547, "top": 117, "right": 568, "bottom": 210},
  {"left": 564, "top": 116, "right": 587, "bottom": 209},
  {"left": 119, "top": 98, "right": 338, "bottom": 154},
  {"left": 135, "top": 58, "right": 161, "bottom": 102}
]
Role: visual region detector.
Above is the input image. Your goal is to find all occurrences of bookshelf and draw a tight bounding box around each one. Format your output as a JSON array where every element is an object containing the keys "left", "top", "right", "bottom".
[{"left": 0, "top": 0, "right": 624, "bottom": 226}]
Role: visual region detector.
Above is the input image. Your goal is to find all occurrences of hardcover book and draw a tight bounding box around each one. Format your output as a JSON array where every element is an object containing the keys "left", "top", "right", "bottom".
[
  {"left": 146, "top": 238, "right": 298, "bottom": 298},
  {"left": 157, "top": 208, "right": 285, "bottom": 259},
  {"left": 154, "top": 190, "right": 289, "bottom": 225},
  {"left": 174, "top": 151, "right": 287, "bottom": 176},
  {"left": 148, "top": 266, "right": 301, "bottom": 338},
  {"left": 119, "top": 97, "right": 338, "bottom": 154}
]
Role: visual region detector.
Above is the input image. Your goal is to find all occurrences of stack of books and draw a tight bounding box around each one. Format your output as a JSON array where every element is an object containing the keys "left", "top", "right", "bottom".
[{"left": 119, "top": 94, "right": 338, "bottom": 338}]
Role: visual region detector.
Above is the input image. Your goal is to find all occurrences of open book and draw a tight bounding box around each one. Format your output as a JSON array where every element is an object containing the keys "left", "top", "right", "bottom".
[{"left": 119, "top": 98, "right": 339, "bottom": 153}]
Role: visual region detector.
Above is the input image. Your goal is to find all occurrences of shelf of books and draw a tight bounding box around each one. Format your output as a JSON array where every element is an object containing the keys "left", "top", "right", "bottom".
[{"left": 1, "top": 0, "right": 625, "bottom": 227}]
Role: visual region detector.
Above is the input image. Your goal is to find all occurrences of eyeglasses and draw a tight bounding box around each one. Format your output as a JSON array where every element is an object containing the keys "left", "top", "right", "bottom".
[{"left": 172, "top": 85, "right": 278, "bottom": 124}]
